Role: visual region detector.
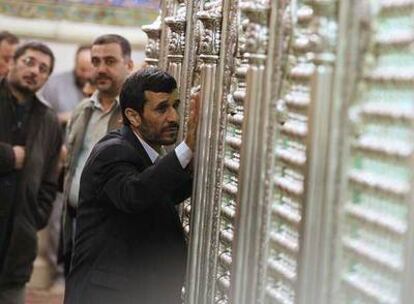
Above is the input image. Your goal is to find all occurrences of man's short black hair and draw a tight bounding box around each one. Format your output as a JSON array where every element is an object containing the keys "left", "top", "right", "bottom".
[
  {"left": 92, "top": 34, "right": 131, "bottom": 58},
  {"left": 13, "top": 41, "right": 55, "bottom": 75},
  {"left": 0, "top": 31, "right": 19, "bottom": 45},
  {"left": 120, "top": 67, "right": 177, "bottom": 125}
]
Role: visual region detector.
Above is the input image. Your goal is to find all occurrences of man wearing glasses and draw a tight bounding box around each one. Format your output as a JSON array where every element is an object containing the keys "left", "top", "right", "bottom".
[{"left": 0, "top": 42, "right": 62, "bottom": 304}]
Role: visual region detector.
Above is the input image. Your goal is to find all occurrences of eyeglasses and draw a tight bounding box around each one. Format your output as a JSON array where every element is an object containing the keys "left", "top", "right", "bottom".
[{"left": 21, "top": 56, "right": 50, "bottom": 75}]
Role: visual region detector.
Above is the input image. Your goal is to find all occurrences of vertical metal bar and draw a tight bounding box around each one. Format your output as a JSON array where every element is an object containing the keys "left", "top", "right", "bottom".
[
  {"left": 180, "top": 0, "right": 201, "bottom": 137},
  {"left": 159, "top": 0, "right": 174, "bottom": 70},
  {"left": 297, "top": 64, "right": 334, "bottom": 304},
  {"left": 400, "top": 3, "right": 414, "bottom": 302},
  {"left": 165, "top": 2, "right": 187, "bottom": 141},
  {"left": 326, "top": 0, "right": 361, "bottom": 302},
  {"left": 231, "top": 62, "right": 266, "bottom": 304},
  {"left": 186, "top": 59, "right": 217, "bottom": 304},
  {"left": 295, "top": 2, "right": 338, "bottom": 304},
  {"left": 402, "top": 158, "right": 414, "bottom": 303}
]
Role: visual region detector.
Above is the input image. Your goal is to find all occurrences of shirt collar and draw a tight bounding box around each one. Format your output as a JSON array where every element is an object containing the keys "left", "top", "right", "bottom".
[
  {"left": 90, "top": 91, "right": 119, "bottom": 110},
  {"left": 132, "top": 130, "right": 159, "bottom": 164}
]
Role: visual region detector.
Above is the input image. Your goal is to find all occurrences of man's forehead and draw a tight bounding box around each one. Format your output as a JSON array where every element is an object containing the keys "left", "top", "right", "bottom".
[
  {"left": 145, "top": 89, "right": 179, "bottom": 100},
  {"left": 0, "top": 40, "right": 16, "bottom": 49},
  {"left": 91, "top": 43, "right": 122, "bottom": 56},
  {"left": 22, "top": 49, "right": 51, "bottom": 64},
  {"left": 77, "top": 49, "right": 91, "bottom": 60}
]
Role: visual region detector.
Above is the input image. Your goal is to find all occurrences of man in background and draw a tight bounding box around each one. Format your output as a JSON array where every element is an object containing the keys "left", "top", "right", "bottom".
[
  {"left": 62, "top": 34, "right": 133, "bottom": 275},
  {"left": 41, "top": 45, "right": 93, "bottom": 126},
  {"left": 0, "top": 31, "right": 19, "bottom": 78},
  {"left": 40, "top": 45, "right": 94, "bottom": 293},
  {"left": 0, "top": 41, "right": 62, "bottom": 304}
]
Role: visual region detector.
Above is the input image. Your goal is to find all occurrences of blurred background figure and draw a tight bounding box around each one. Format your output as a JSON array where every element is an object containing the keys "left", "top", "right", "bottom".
[
  {"left": 0, "top": 31, "right": 19, "bottom": 78},
  {"left": 0, "top": 41, "right": 62, "bottom": 304},
  {"left": 39, "top": 45, "right": 94, "bottom": 294},
  {"left": 41, "top": 45, "right": 93, "bottom": 126},
  {"left": 61, "top": 34, "right": 133, "bottom": 278},
  {"left": 82, "top": 77, "right": 96, "bottom": 98},
  {"left": 0, "top": 2, "right": 150, "bottom": 302}
]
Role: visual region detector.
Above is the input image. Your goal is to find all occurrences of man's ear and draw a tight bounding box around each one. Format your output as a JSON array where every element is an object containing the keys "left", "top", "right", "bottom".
[
  {"left": 124, "top": 108, "right": 141, "bottom": 127},
  {"left": 127, "top": 59, "right": 134, "bottom": 72}
]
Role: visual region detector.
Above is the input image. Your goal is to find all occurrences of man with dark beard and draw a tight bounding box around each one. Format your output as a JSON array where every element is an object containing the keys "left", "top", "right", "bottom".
[
  {"left": 61, "top": 34, "right": 133, "bottom": 276},
  {"left": 41, "top": 45, "right": 93, "bottom": 126},
  {"left": 0, "top": 42, "right": 62, "bottom": 304},
  {"left": 64, "top": 67, "right": 200, "bottom": 304}
]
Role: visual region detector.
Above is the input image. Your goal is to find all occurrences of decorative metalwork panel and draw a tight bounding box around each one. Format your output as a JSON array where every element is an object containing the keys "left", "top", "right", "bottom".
[
  {"left": 142, "top": 15, "right": 162, "bottom": 67},
  {"left": 264, "top": 2, "right": 314, "bottom": 302},
  {"left": 142, "top": 1, "right": 414, "bottom": 304},
  {"left": 165, "top": 1, "right": 186, "bottom": 78},
  {"left": 184, "top": 1, "right": 240, "bottom": 303},
  {"left": 337, "top": 1, "right": 414, "bottom": 303},
  {"left": 213, "top": 10, "right": 246, "bottom": 302}
]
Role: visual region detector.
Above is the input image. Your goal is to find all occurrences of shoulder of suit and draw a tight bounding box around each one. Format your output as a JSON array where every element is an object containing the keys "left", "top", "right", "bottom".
[
  {"left": 94, "top": 132, "right": 138, "bottom": 161},
  {"left": 32, "top": 98, "right": 61, "bottom": 132},
  {"left": 35, "top": 91, "right": 53, "bottom": 108}
]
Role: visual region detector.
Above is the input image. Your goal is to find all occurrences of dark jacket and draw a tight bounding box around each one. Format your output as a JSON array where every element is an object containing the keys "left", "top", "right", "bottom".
[
  {"left": 61, "top": 97, "right": 122, "bottom": 272},
  {"left": 0, "top": 79, "right": 62, "bottom": 283},
  {"left": 64, "top": 126, "right": 192, "bottom": 304}
]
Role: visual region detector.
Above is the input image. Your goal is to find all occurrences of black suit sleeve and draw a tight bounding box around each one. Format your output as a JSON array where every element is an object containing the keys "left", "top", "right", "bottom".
[
  {"left": 99, "top": 144, "right": 192, "bottom": 213},
  {"left": 0, "top": 142, "right": 15, "bottom": 175},
  {"left": 34, "top": 124, "right": 63, "bottom": 229}
]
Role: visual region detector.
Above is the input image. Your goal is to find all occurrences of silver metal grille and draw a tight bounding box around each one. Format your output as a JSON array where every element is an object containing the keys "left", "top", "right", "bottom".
[
  {"left": 214, "top": 28, "right": 247, "bottom": 304},
  {"left": 264, "top": 2, "right": 313, "bottom": 303},
  {"left": 338, "top": 1, "right": 414, "bottom": 303}
]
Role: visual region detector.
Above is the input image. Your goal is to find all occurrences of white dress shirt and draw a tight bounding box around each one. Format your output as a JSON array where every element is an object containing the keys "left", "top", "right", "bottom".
[{"left": 133, "top": 130, "right": 192, "bottom": 168}]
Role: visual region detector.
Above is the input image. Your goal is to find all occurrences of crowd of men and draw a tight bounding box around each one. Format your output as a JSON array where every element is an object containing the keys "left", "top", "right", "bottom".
[{"left": 0, "top": 30, "right": 200, "bottom": 304}]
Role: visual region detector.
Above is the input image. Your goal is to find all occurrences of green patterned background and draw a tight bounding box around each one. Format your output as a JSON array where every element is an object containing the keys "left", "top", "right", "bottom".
[{"left": 0, "top": 0, "right": 160, "bottom": 27}]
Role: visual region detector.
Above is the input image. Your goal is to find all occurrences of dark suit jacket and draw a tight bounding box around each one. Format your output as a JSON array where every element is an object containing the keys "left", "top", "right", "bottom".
[{"left": 64, "top": 126, "right": 192, "bottom": 304}]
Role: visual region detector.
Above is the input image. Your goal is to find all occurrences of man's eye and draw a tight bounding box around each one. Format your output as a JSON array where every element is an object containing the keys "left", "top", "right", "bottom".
[
  {"left": 156, "top": 107, "right": 167, "bottom": 113},
  {"left": 105, "top": 58, "right": 116, "bottom": 66},
  {"left": 91, "top": 59, "right": 100, "bottom": 67},
  {"left": 173, "top": 102, "right": 180, "bottom": 109}
]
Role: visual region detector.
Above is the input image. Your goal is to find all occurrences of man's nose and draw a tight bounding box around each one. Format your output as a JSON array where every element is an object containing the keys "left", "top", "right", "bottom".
[
  {"left": 27, "top": 64, "right": 41, "bottom": 75},
  {"left": 94, "top": 62, "right": 108, "bottom": 73},
  {"left": 167, "top": 107, "right": 179, "bottom": 122}
]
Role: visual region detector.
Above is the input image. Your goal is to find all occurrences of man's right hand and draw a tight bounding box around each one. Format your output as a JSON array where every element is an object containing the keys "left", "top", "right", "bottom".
[
  {"left": 13, "top": 145, "right": 26, "bottom": 170},
  {"left": 185, "top": 90, "right": 201, "bottom": 152}
]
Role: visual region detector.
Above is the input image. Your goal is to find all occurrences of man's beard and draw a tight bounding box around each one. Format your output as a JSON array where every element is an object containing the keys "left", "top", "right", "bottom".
[
  {"left": 9, "top": 77, "right": 36, "bottom": 96},
  {"left": 138, "top": 121, "right": 179, "bottom": 147},
  {"left": 74, "top": 71, "right": 86, "bottom": 90}
]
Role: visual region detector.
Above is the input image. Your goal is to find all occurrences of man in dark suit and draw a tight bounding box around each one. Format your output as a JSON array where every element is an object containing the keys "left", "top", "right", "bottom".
[
  {"left": 0, "top": 42, "right": 62, "bottom": 303},
  {"left": 64, "top": 68, "right": 200, "bottom": 304}
]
